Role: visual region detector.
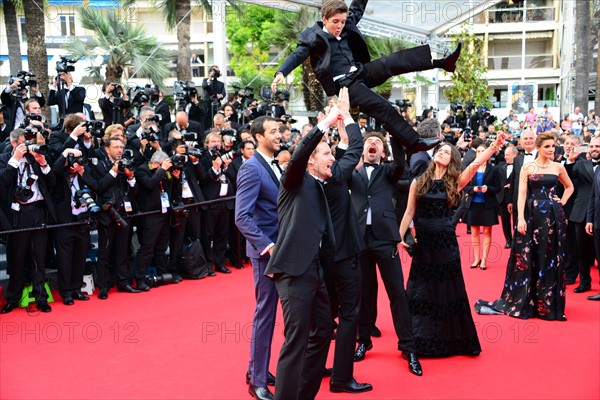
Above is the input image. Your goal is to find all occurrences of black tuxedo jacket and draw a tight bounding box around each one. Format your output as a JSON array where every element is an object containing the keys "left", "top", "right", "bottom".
[
  {"left": 98, "top": 97, "right": 131, "bottom": 125},
  {"left": 409, "top": 150, "right": 431, "bottom": 181},
  {"left": 586, "top": 167, "right": 600, "bottom": 228},
  {"left": 464, "top": 165, "right": 501, "bottom": 209},
  {"left": 202, "top": 78, "right": 226, "bottom": 103},
  {"left": 89, "top": 155, "right": 138, "bottom": 212},
  {"left": 178, "top": 160, "right": 205, "bottom": 204},
  {"left": 349, "top": 133, "right": 406, "bottom": 242},
  {"left": 163, "top": 120, "right": 205, "bottom": 143},
  {"left": 566, "top": 159, "right": 594, "bottom": 223},
  {"left": 461, "top": 148, "right": 476, "bottom": 171},
  {"left": 48, "top": 86, "right": 86, "bottom": 115},
  {"left": 265, "top": 125, "right": 335, "bottom": 276},
  {"left": 508, "top": 152, "right": 527, "bottom": 211},
  {"left": 134, "top": 163, "right": 176, "bottom": 212},
  {"left": 277, "top": 0, "right": 370, "bottom": 96},
  {"left": 495, "top": 161, "right": 514, "bottom": 205},
  {"left": 153, "top": 100, "right": 171, "bottom": 129},
  {"left": 0, "top": 152, "right": 57, "bottom": 223},
  {"left": 199, "top": 154, "right": 235, "bottom": 209},
  {"left": 48, "top": 130, "right": 99, "bottom": 161},
  {"left": 1, "top": 90, "right": 46, "bottom": 132},
  {"left": 324, "top": 123, "right": 364, "bottom": 261}
]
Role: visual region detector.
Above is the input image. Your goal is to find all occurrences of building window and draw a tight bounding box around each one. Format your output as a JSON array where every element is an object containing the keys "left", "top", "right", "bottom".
[
  {"left": 60, "top": 15, "right": 75, "bottom": 36},
  {"left": 487, "top": 34, "right": 553, "bottom": 70},
  {"left": 19, "top": 16, "right": 27, "bottom": 42}
]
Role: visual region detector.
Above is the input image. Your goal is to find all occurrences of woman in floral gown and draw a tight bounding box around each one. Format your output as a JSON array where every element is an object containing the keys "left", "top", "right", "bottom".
[
  {"left": 476, "top": 131, "right": 574, "bottom": 320},
  {"left": 398, "top": 133, "right": 506, "bottom": 357}
]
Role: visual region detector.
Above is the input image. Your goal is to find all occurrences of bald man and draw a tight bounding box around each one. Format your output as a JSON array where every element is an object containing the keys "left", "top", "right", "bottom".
[{"left": 165, "top": 110, "right": 205, "bottom": 143}]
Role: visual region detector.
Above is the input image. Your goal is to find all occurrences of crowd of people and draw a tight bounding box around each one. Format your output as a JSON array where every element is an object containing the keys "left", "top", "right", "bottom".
[{"left": 1, "top": 1, "right": 599, "bottom": 400}]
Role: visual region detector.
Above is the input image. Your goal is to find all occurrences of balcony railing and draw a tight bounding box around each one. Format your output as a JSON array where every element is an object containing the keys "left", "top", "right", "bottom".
[
  {"left": 473, "top": 6, "right": 555, "bottom": 24},
  {"left": 488, "top": 55, "right": 553, "bottom": 69}
]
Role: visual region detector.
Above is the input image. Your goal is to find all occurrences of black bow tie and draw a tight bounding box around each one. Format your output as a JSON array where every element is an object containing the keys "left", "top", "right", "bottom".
[
  {"left": 593, "top": 160, "right": 600, "bottom": 167},
  {"left": 271, "top": 159, "right": 279, "bottom": 166},
  {"left": 364, "top": 162, "right": 379, "bottom": 168},
  {"left": 524, "top": 152, "right": 534, "bottom": 156}
]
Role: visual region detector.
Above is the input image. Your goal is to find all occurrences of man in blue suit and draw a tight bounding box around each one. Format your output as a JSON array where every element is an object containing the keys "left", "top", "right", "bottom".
[{"left": 235, "top": 115, "right": 282, "bottom": 400}]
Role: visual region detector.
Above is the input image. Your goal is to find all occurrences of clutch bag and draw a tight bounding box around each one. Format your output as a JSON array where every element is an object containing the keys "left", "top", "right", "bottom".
[{"left": 403, "top": 229, "right": 417, "bottom": 257}]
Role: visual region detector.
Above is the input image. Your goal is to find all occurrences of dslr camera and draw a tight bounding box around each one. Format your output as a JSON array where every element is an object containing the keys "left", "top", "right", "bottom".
[
  {"left": 170, "top": 154, "right": 188, "bottom": 171},
  {"left": 67, "top": 154, "right": 87, "bottom": 167},
  {"left": 146, "top": 114, "right": 162, "bottom": 123},
  {"left": 83, "top": 120, "right": 105, "bottom": 138},
  {"left": 9, "top": 70, "right": 36, "bottom": 93},
  {"left": 74, "top": 188, "right": 101, "bottom": 215},
  {"left": 56, "top": 56, "right": 76, "bottom": 73},
  {"left": 14, "top": 174, "right": 38, "bottom": 203}
]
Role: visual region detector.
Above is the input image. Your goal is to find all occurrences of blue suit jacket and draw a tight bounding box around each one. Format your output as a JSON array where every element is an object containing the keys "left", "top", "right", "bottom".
[{"left": 235, "top": 152, "right": 280, "bottom": 259}]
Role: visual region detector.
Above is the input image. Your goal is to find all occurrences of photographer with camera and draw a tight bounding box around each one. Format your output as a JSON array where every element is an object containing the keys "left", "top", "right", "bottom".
[
  {"left": 89, "top": 136, "right": 137, "bottom": 298},
  {"left": 127, "top": 106, "right": 164, "bottom": 167},
  {"left": 184, "top": 88, "right": 207, "bottom": 129},
  {"left": 164, "top": 111, "right": 204, "bottom": 144},
  {"left": 48, "top": 113, "right": 101, "bottom": 161},
  {"left": 202, "top": 65, "right": 226, "bottom": 129},
  {"left": 48, "top": 71, "right": 86, "bottom": 116},
  {"left": 50, "top": 148, "right": 99, "bottom": 305},
  {"left": 133, "top": 150, "right": 178, "bottom": 291},
  {"left": 200, "top": 130, "right": 235, "bottom": 275},
  {"left": 0, "top": 128, "right": 57, "bottom": 314},
  {"left": 1, "top": 71, "right": 46, "bottom": 132},
  {"left": 99, "top": 81, "right": 131, "bottom": 126}
]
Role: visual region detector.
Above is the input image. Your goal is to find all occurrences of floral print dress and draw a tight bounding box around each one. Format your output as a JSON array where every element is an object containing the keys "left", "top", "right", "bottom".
[{"left": 483, "top": 174, "right": 567, "bottom": 320}]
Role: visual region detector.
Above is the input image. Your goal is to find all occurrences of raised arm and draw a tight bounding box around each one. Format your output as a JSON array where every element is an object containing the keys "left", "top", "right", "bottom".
[{"left": 458, "top": 133, "right": 506, "bottom": 191}]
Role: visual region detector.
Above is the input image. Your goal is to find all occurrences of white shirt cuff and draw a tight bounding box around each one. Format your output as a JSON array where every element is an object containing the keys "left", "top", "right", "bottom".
[
  {"left": 343, "top": 117, "right": 355, "bottom": 126},
  {"left": 260, "top": 243, "right": 275, "bottom": 256},
  {"left": 337, "top": 142, "right": 348, "bottom": 150},
  {"left": 109, "top": 169, "right": 118, "bottom": 178}
]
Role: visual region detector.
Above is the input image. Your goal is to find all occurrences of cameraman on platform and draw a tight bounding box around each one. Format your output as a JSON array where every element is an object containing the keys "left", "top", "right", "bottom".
[
  {"left": 134, "top": 150, "right": 177, "bottom": 291},
  {"left": 200, "top": 130, "right": 235, "bottom": 275},
  {"left": 50, "top": 148, "right": 98, "bottom": 305},
  {"left": 90, "top": 136, "right": 138, "bottom": 298},
  {"left": 1, "top": 73, "right": 46, "bottom": 132},
  {"left": 0, "top": 128, "right": 57, "bottom": 314},
  {"left": 202, "top": 66, "right": 226, "bottom": 129},
  {"left": 99, "top": 81, "right": 131, "bottom": 126},
  {"left": 48, "top": 71, "right": 86, "bottom": 116}
]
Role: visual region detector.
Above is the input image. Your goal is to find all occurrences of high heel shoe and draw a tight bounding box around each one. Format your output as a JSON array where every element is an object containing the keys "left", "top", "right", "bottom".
[
  {"left": 470, "top": 260, "right": 481, "bottom": 269},
  {"left": 480, "top": 261, "right": 487, "bottom": 270}
]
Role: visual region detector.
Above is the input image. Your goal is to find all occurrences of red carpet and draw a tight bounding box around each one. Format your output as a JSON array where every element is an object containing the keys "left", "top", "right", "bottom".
[{"left": 1, "top": 225, "right": 599, "bottom": 399}]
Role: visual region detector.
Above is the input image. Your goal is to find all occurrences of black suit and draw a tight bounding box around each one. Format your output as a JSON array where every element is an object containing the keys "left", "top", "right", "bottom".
[
  {"left": 153, "top": 100, "right": 171, "bottom": 131},
  {"left": 586, "top": 166, "right": 600, "bottom": 279},
  {"left": 409, "top": 150, "right": 431, "bottom": 181},
  {"left": 321, "top": 123, "right": 364, "bottom": 383},
  {"left": 48, "top": 86, "right": 86, "bottom": 116},
  {"left": 50, "top": 155, "right": 95, "bottom": 299},
  {"left": 277, "top": 0, "right": 435, "bottom": 149},
  {"left": 496, "top": 161, "right": 515, "bottom": 244},
  {"left": 349, "top": 133, "right": 416, "bottom": 353},
  {"left": 163, "top": 120, "right": 205, "bottom": 143},
  {"left": 265, "top": 125, "right": 334, "bottom": 400},
  {"left": 566, "top": 159, "right": 596, "bottom": 286},
  {"left": 0, "top": 152, "right": 56, "bottom": 305},
  {"left": 202, "top": 78, "right": 226, "bottom": 128},
  {"left": 1, "top": 89, "right": 46, "bottom": 132},
  {"left": 98, "top": 96, "right": 131, "bottom": 125}
]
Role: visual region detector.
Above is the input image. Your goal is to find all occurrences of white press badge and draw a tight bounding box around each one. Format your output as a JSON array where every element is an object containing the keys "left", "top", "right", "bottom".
[
  {"left": 123, "top": 197, "right": 133, "bottom": 213},
  {"left": 11, "top": 202, "right": 20, "bottom": 212},
  {"left": 160, "top": 191, "right": 170, "bottom": 213},
  {"left": 219, "top": 183, "right": 228, "bottom": 197}
]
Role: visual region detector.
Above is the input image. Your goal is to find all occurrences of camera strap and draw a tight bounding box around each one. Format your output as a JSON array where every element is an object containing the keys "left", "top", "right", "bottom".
[{"left": 16, "top": 160, "right": 33, "bottom": 187}]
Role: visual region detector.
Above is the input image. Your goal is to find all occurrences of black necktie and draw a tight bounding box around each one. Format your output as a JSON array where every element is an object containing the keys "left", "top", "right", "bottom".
[{"left": 363, "top": 162, "right": 379, "bottom": 168}]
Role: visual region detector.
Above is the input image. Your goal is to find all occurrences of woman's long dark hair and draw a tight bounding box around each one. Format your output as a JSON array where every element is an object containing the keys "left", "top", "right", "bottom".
[{"left": 415, "top": 144, "right": 463, "bottom": 208}]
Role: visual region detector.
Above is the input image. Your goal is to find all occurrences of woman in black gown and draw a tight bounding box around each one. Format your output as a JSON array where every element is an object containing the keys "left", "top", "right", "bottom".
[
  {"left": 398, "top": 133, "right": 506, "bottom": 357},
  {"left": 476, "top": 131, "right": 574, "bottom": 320}
]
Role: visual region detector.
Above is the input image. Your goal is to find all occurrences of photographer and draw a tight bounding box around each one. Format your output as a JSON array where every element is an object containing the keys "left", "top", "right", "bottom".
[
  {"left": 164, "top": 111, "right": 204, "bottom": 144},
  {"left": 200, "top": 130, "right": 235, "bottom": 275},
  {"left": 50, "top": 148, "right": 98, "bottom": 305},
  {"left": 48, "top": 113, "right": 101, "bottom": 160},
  {"left": 1, "top": 72, "right": 46, "bottom": 132},
  {"left": 202, "top": 65, "right": 226, "bottom": 129},
  {"left": 0, "top": 128, "right": 57, "bottom": 314},
  {"left": 48, "top": 71, "right": 86, "bottom": 116},
  {"left": 134, "top": 151, "right": 177, "bottom": 291},
  {"left": 127, "top": 106, "right": 164, "bottom": 167},
  {"left": 98, "top": 81, "right": 131, "bottom": 126},
  {"left": 153, "top": 88, "right": 171, "bottom": 131},
  {"left": 90, "top": 137, "right": 138, "bottom": 298}
]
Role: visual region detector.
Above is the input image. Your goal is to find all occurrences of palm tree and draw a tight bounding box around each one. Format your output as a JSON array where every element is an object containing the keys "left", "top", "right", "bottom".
[
  {"left": 121, "top": 0, "right": 241, "bottom": 81},
  {"left": 62, "top": 7, "right": 170, "bottom": 86},
  {"left": 2, "top": 0, "right": 23, "bottom": 73},
  {"left": 574, "top": 0, "right": 591, "bottom": 111},
  {"left": 269, "top": 6, "right": 324, "bottom": 125},
  {"left": 22, "top": 0, "right": 49, "bottom": 103}
]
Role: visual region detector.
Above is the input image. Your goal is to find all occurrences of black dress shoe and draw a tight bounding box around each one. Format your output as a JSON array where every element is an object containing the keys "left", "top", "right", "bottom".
[
  {"left": 137, "top": 283, "right": 151, "bottom": 292},
  {"left": 0, "top": 303, "right": 18, "bottom": 314},
  {"left": 566, "top": 278, "right": 576, "bottom": 285},
  {"left": 118, "top": 284, "right": 141, "bottom": 293},
  {"left": 402, "top": 352, "right": 423, "bottom": 376},
  {"left": 440, "top": 41, "right": 462, "bottom": 72},
  {"left": 63, "top": 297, "right": 74, "bottom": 306},
  {"left": 245, "top": 371, "right": 276, "bottom": 386},
  {"left": 98, "top": 288, "right": 109, "bottom": 299},
  {"left": 215, "top": 266, "right": 232, "bottom": 274},
  {"left": 207, "top": 267, "right": 216, "bottom": 277},
  {"left": 588, "top": 293, "right": 600, "bottom": 301},
  {"left": 330, "top": 378, "right": 373, "bottom": 394},
  {"left": 37, "top": 302, "right": 52, "bottom": 313},
  {"left": 171, "top": 273, "right": 183, "bottom": 284},
  {"left": 354, "top": 343, "right": 373, "bottom": 362},
  {"left": 574, "top": 284, "right": 592, "bottom": 293},
  {"left": 370, "top": 325, "right": 382, "bottom": 337},
  {"left": 73, "top": 291, "right": 90, "bottom": 301},
  {"left": 409, "top": 137, "right": 441, "bottom": 153},
  {"left": 505, "top": 242, "right": 512, "bottom": 249},
  {"left": 248, "top": 384, "right": 274, "bottom": 400}
]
